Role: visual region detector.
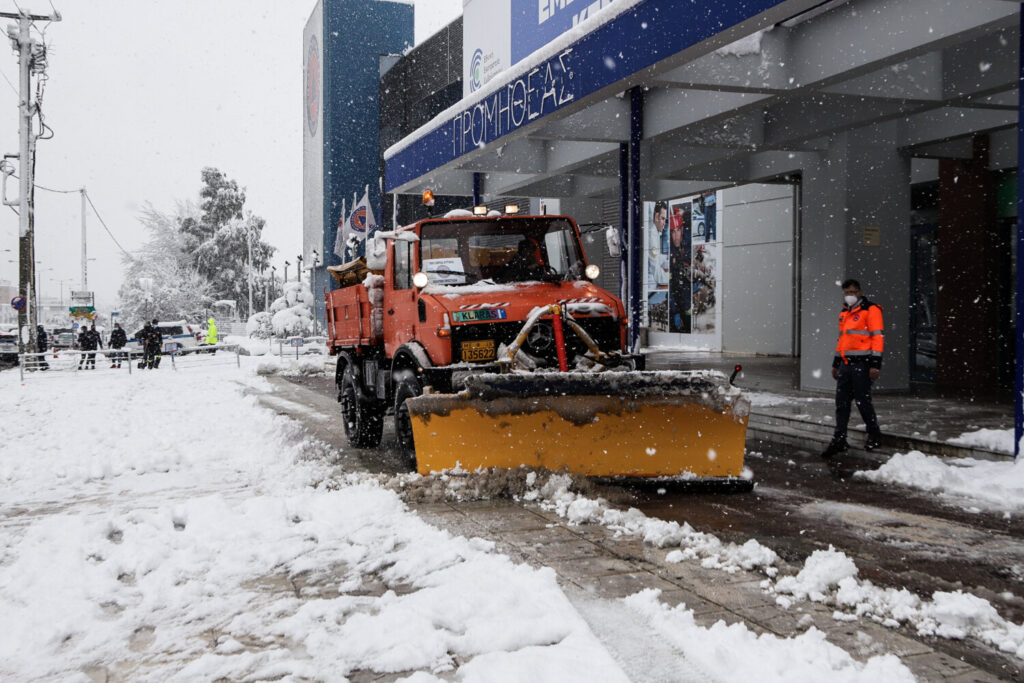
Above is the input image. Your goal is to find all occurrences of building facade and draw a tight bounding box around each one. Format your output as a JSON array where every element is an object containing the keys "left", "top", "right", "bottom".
[{"left": 305, "top": 0, "right": 1022, "bottom": 406}]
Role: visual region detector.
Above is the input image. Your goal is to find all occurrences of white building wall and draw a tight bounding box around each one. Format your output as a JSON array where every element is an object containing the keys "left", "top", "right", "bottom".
[{"left": 721, "top": 184, "right": 796, "bottom": 356}]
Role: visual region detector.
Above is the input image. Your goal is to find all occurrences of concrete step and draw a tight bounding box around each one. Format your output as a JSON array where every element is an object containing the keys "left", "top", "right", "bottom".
[{"left": 746, "top": 409, "right": 1011, "bottom": 462}]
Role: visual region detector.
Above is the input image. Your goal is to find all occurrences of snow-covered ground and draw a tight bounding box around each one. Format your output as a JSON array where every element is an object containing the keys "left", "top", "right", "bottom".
[{"left": 0, "top": 358, "right": 924, "bottom": 680}]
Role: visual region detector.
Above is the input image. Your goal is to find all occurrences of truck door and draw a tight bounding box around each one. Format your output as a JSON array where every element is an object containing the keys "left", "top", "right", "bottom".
[{"left": 384, "top": 238, "right": 418, "bottom": 356}]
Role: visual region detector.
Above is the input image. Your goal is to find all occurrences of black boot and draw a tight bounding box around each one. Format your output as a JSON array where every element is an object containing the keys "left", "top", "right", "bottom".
[
  {"left": 821, "top": 438, "right": 848, "bottom": 459},
  {"left": 864, "top": 433, "right": 883, "bottom": 452}
]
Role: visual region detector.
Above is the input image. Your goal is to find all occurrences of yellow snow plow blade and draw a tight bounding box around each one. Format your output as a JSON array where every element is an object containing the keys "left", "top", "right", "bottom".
[{"left": 407, "top": 372, "right": 750, "bottom": 479}]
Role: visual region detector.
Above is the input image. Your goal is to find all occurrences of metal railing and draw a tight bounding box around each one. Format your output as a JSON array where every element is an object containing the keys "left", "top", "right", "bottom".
[{"left": 15, "top": 344, "right": 241, "bottom": 380}]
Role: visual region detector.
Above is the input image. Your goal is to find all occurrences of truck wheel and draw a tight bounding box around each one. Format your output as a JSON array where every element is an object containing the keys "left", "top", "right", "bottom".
[
  {"left": 393, "top": 372, "right": 422, "bottom": 465},
  {"left": 341, "top": 369, "right": 384, "bottom": 448}
]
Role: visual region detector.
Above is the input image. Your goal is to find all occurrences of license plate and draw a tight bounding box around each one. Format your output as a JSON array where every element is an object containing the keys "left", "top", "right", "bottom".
[{"left": 461, "top": 339, "right": 495, "bottom": 362}]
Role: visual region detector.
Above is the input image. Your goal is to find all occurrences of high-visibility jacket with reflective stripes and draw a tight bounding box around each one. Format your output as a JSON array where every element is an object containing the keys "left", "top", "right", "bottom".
[{"left": 832, "top": 298, "right": 884, "bottom": 369}]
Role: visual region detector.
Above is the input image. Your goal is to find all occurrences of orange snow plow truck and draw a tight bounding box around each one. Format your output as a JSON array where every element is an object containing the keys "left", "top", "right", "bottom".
[{"left": 325, "top": 212, "right": 750, "bottom": 481}]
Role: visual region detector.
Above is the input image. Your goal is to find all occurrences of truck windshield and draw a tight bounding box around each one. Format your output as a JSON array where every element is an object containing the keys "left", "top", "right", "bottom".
[{"left": 418, "top": 217, "right": 585, "bottom": 285}]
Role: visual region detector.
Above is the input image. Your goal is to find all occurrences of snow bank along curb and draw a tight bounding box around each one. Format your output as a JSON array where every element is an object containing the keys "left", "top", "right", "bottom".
[
  {"left": 465, "top": 470, "right": 1024, "bottom": 663},
  {"left": 856, "top": 450, "right": 1024, "bottom": 514}
]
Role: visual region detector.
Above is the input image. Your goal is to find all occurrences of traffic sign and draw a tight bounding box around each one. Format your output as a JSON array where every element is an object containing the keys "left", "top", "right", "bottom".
[
  {"left": 164, "top": 341, "right": 179, "bottom": 353},
  {"left": 289, "top": 337, "right": 305, "bottom": 347},
  {"left": 10, "top": 296, "right": 25, "bottom": 310}
]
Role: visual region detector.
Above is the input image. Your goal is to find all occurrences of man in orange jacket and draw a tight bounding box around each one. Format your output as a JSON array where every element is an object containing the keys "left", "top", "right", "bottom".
[{"left": 821, "top": 279, "right": 884, "bottom": 458}]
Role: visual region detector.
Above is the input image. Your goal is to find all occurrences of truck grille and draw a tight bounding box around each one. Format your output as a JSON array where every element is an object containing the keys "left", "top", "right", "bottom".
[{"left": 451, "top": 316, "right": 620, "bottom": 363}]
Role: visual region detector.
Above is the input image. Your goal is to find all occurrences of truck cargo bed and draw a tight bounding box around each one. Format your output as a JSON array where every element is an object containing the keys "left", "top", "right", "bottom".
[{"left": 325, "top": 285, "right": 381, "bottom": 347}]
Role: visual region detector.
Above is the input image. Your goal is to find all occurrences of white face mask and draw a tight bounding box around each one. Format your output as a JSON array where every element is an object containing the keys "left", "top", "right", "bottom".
[{"left": 844, "top": 295, "right": 859, "bottom": 306}]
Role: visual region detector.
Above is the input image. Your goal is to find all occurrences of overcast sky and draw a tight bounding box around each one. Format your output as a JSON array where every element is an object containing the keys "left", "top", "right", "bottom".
[{"left": 0, "top": 0, "right": 461, "bottom": 310}]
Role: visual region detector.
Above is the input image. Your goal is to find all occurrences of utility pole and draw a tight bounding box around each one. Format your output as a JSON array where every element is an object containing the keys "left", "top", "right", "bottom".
[
  {"left": 296, "top": 254, "right": 303, "bottom": 284},
  {"left": 246, "top": 222, "right": 253, "bottom": 318},
  {"left": 2, "top": 7, "right": 60, "bottom": 355},
  {"left": 284, "top": 260, "right": 290, "bottom": 283},
  {"left": 80, "top": 187, "right": 87, "bottom": 288}
]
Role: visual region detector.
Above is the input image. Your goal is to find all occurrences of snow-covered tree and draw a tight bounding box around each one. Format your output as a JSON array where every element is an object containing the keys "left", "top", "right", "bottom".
[
  {"left": 181, "top": 168, "right": 275, "bottom": 318},
  {"left": 247, "top": 281, "right": 315, "bottom": 338},
  {"left": 118, "top": 204, "right": 212, "bottom": 329}
]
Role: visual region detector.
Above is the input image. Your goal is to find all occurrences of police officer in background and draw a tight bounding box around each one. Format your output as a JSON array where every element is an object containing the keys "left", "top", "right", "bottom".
[
  {"left": 35, "top": 324, "right": 49, "bottom": 371},
  {"left": 81, "top": 324, "right": 103, "bottom": 370},
  {"left": 821, "top": 279, "right": 884, "bottom": 458},
  {"left": 109, "top": 322, "right": 127, "bottom": 369},
  {"left": 145, "top": 319, "right": 163, "bottom": 369},
  {"left": 137, "top": 321, "right": 153, "bottom": 369}
]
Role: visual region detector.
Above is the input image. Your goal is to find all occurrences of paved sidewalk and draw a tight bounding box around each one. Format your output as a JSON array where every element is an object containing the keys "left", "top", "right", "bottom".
[
  {"left": 413, "top": 498, "right": 1004, "bottom": 682},
  {"left": 645, "top": 351, "right": 1013, "bottom": 461}
]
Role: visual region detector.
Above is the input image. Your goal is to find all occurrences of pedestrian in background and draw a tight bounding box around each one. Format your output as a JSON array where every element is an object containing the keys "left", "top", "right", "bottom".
[
  {"left": 821, "top": 279, "right": 884, "bottom": 458},
  {"left": 35, "top": 324, "right": 49, "bottom": 371},
  {"left": 205, "top": 317, "right": 218, "bottom": 354},
  {"left": 77, "top": 325, "right": 88, "bottom": 369},
  {"left": 81, "top": 323, "right": 103, "bottom": 370},
  {"left": 109, "top": 322, "right": 127, "bottom": 369},
  {"left": 137, "top": 322, "right": 153, "bottom": 369},
  {"left": 145, "top": 319, "right": 163, "bottom": 369}
]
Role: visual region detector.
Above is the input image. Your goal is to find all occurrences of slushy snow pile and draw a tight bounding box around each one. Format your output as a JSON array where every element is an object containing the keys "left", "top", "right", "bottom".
[
  {"left": 948, "top": 427, "right": 1014, "bottom": 454},
  {"left": 769, "top": 547, "right": 1024, "bottom": 659},
  {"left": 0, "top": 359, "right": 919, "bottom": 681},
  {"left": 520, "top": 475, "right": 1024, "bottom": 663},
  {"left": 856, "top": 450, "right": 1024, "bottom": 513}
]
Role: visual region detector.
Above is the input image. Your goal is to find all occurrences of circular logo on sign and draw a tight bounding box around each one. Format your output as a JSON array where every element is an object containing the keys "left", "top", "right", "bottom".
[
  {"left": 469, "top": 48, "right": 483, "bottom": 92},
  {"left": 10, "top": 296, "right": 25, "bottom": 310},
  {"left": 306, "top": 35, "right": 320, "bottom": 136}
]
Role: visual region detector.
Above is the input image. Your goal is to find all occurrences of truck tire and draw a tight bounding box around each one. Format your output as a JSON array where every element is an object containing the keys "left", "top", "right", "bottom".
[
  {"left": 341, "top": 368, "right": 384, "bottom": 448},
  {"left": 393, "top": 371, "right": 422, "bottom": 466}
]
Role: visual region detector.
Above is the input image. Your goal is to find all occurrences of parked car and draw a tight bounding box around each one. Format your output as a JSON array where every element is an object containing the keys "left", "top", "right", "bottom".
[
  {"left": 0, "top": 327, "right": 18, "bottom": 364},
  {"left": 125, "top": 320, "right": 201, "bottom": 355},
  {"left": 52, "top": 327, "right": 76, "bottom": 350}
]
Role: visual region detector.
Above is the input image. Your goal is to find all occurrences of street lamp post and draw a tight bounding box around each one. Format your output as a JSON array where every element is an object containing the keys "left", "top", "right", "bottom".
[
  {"left": 296, "top": 255, "right": 303, "bottom": 284},
  {"left": 284, "top": 260, "right": 290, "bottom": 283},
  {"left": 311, "top": 250, "right": 320, "bottom": 335}
]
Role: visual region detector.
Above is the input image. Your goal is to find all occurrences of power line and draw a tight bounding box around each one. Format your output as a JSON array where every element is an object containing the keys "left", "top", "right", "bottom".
[
  {"left": 0, "top": 65, "right": 18, "bottom": 97},
  {"left": 30, "top": 180, "right": 134, "bottom": 258},
  {"left": 31, "top": 180, "right": 76, "bottom": 194},
  {"left": 84, "top": 192, "right": 132, "bottom": 259}
]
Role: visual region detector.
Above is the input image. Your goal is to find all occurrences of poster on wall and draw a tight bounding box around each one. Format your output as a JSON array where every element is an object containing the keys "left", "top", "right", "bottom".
[
  {"left": 645, "top": 200, "right": 670, "bottom": 332},
  {"left": 668, "top": 200, "right": 692, "bottom": 334},
  {"left": 644, "top": 191, "right": 723, "bottom": 346},
  {"left": 690, "top": 192, "right": 719, "bottom": 334}
]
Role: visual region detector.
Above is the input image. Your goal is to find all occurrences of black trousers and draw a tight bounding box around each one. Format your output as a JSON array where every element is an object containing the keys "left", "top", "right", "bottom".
[{"left": 833, "top": 362, "right": 881, "bottom": 440}]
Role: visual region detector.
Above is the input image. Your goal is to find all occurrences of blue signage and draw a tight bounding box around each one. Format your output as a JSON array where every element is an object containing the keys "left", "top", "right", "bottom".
[
  {"left": 511, "top": 0, "right": 616, "bottom": 64},
  {"left": 385, "top": 0, "right": 797, "bottom": 192},
  {"left": 10, "top": 296, "right": 25, "bottom": 311},
  {"left": 451, "top": 47, "right": 576, "bottom": 158}
]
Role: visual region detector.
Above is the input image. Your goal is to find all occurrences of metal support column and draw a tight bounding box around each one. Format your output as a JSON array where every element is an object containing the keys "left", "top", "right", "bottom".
[
  {"left": 619, "top": 143, "right": 629, "bottom": 309},
  {"left": 628, "top": 87, "right": 644, "bottom": 352},
  {"left": 1015, "top": 7, "right": 1024, "bottom": 460},
  {"left": 473, "top": 172, "right": 482, "bottom": 207}
]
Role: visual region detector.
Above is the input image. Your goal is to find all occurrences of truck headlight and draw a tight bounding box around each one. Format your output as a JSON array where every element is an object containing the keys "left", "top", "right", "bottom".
[
  {"left": 585, "top": 264, "right": 600, "bottom": 280},
  {"left": 412, "top": 271, "right": 430, "bottom": 288}
]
